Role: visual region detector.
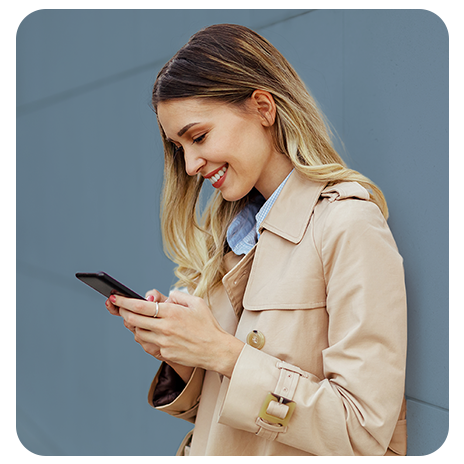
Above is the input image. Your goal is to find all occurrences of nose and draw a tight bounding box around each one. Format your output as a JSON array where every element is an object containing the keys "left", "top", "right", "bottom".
[{"left": 184, "top": 149, "right": 206, "bottom": 176}]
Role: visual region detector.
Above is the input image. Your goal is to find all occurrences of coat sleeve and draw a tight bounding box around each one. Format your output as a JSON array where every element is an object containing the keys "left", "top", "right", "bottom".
[
  {"left": 148, "top": 363, "right": 205, "bottom": 423},
  {"left": 217, "top": 199, "right": 407, "bottom": 455}
]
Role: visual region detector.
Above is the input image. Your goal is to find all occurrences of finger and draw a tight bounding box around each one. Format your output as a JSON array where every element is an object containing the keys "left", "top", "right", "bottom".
[
  {"left": 123, "top": 320, "right": 136, "bottom": 333},
  {"left": 134, "top": 326, "right": 160, "bottom": 344},
  {"left": 132, "top": 328, "right": 164, "bottom": 359},
  {"left": 110, "top": 294, "right": 164, "bottom": 318},
  {"left": 167, "top": 290, "right": 198, "bottom": 308},
  {"left": 145, "top": 289, "right": 168, "bottom": 302},
  {"left": 105, "top": 298, "right": 120, "bottom": 316},
  {"left": 119, "top": 306, "right": 165, "bottom": 332}
]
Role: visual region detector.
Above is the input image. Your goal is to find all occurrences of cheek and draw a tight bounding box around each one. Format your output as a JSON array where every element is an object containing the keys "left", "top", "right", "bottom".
[
  {"left": 238, "top": 135, "right": 271, "bottom": 173},
  {"left": 212, "top": 120, "right": 271, "bottom": 171},
  {"left": 242, "top": 123, "right": 272, "bottom": 153}
]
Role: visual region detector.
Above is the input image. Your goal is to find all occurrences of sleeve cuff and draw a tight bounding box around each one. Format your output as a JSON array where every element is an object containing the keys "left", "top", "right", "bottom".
[
  {"left": 218, "top": 344, "right": 281, "bottom": 433},
  {"left": 148, "top": 363, "right": 205, "bottom": 422},
  {"left": 152, "top": 363, "right": 186, "bottom": 407}
]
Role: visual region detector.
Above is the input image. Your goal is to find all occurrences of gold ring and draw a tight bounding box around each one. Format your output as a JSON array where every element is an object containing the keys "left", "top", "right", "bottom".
[{"left": 153, "top": 301, "right": 159, "bottom": 318}]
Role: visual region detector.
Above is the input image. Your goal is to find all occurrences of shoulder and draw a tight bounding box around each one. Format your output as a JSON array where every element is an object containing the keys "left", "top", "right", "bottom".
[
  {"left": 314, "top": 181, "right": 386, "bottom": 231},
  {"left": 311, "top": 182, "right": 397, "bottom": 256}
]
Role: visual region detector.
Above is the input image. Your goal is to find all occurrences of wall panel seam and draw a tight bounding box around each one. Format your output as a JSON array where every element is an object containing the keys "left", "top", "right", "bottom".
[
  {"left": 17, "top": 406, "right": 67, "bottom": 455},
  {"left": 406, "top": 395, "right": 449, "bottom": 413},
  {"left": 256, "top": 9, "right": 317, "bottom": 31},
  {"left": 17, "top": 59, "right": 163, "bottom": 116},
  {"left": 17, "top": 10, "right": 319, "bottom": 116}
]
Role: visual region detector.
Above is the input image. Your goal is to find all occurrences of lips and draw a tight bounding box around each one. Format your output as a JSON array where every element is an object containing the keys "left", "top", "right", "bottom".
[
  {"left": 204, "top": 163, "right": 227, "bottom": 179},
  {"left": 205, "top": 164, "right": 228, "bottom": 188}
]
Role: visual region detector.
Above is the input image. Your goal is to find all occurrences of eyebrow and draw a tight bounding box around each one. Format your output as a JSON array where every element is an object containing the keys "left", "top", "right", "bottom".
[
  {"left": 166, "top": 122, "right": 200, "bottom": 143},
  {"left": 178, "top": 122, "right": 200, "bottom": 137}
]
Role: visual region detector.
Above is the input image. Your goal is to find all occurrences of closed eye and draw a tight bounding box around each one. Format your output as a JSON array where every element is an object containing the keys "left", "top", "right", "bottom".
[{"left": 193, "top": 134, "right": 206, "bottom": 144}]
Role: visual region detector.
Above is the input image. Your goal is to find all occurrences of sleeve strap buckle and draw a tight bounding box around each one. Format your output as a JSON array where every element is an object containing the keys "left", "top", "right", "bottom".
[{"left": 258, "top": 392, "right": 296, "bottom": 427}]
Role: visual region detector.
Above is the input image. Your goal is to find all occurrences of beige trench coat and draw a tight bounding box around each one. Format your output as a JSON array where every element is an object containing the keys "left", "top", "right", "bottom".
[{"left": 148, "top": 171, "right": 408, "bottom": 456}]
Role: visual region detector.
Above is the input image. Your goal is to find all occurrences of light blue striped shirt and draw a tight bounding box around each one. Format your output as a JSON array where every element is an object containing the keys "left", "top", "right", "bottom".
[{"left": 226, "top": 170, "right": 293, "bottom": 256}]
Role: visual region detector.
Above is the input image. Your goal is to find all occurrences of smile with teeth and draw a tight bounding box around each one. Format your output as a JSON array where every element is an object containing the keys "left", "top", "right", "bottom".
[{"left": 208, "top": 165, "right": 228, "bottom": 185}]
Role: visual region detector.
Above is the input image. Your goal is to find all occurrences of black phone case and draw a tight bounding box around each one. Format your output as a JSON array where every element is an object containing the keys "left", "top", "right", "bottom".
[{"left": 75, "top": 272, "right": 145, "bottom": 300}]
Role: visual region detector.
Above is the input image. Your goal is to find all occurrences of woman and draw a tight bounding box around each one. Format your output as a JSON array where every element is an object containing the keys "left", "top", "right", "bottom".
[{"left": 106, "top": 24, "right": 407, "bottom": 456}]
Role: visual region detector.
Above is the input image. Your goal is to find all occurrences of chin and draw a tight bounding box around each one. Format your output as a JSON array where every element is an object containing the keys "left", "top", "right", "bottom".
[
  {"left": 220, "top": 186, "right": 253, "bottom": 202},
  {"left": 221, "top": 192, "right": 241, "bottom": 202}
]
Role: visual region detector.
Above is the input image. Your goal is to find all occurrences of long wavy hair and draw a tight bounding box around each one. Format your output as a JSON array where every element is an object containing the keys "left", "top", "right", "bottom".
[{"left": 152, "top": 24, "right": 388, "bottom": 300}]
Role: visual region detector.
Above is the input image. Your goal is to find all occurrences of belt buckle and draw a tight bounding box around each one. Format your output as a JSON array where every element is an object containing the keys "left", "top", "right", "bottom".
[{"left": 258, "top": 392, "right": 296, "bottom": 427}]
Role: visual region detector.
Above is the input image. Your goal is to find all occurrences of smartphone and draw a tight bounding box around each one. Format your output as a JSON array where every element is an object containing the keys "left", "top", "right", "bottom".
[{"left": 75, "top": 272, "right": 145, "bottom": 300}]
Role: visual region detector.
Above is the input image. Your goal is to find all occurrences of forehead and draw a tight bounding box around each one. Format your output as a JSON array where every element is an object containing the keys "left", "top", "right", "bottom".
[
  {"left": 158, "top": 98, "right": 218, "bottom": 127},
  {"left": 157, "top": 98, "right": 247, "bottom": 138}
]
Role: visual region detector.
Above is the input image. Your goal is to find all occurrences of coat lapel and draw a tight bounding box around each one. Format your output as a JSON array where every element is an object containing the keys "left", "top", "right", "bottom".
[
  {"left": 221, "top": 171, "right": 328, "bottom": 317},
  {"left": 259, "top": 170, "right": 327, "bottom": 244}
]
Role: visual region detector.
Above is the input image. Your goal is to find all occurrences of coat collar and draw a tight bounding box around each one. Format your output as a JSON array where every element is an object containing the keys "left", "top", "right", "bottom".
[
  {"left": 258, "top": 170, "right": 371, "bottom": 244},
  {"left": 258, "top": 170, "right": 327, "bottom": 244}
]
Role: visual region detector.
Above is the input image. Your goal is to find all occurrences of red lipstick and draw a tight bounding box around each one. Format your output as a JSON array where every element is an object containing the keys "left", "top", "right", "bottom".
[
  {"left": 212, "top": 169, "right": 227, "bottom": 188},
  {"left": 205, "top": 164, "right": 228, "bottom": 189},
  {"left": 204, "top": 163, "right": 228, "bottom": 179}
]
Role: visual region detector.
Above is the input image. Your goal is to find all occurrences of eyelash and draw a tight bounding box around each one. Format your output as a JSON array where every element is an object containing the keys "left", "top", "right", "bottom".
[
  {"left": 193, "top": 134, "right": 206, "bottom": 144},
  {"left": 172, "top": 133, "right": 206, "bottom": 157}
]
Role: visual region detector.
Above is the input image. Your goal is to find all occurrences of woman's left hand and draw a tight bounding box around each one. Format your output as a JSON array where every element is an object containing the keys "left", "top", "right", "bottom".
[{"left": 111, "top": 291, "right": 244, "bottom": 378}]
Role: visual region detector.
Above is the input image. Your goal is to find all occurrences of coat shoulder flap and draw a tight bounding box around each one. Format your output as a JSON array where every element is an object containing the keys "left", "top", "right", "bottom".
[{"left": 320, "top": 181, "right": 370, "bottom": 202}]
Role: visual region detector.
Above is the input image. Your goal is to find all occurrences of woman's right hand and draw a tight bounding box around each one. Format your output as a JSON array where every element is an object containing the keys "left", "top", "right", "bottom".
[
  {"left": 105, "top": 289, "right": 168, "bottom": 334},
  {"left": 105, "top": 289, "right": 193, "bottom": 382}
]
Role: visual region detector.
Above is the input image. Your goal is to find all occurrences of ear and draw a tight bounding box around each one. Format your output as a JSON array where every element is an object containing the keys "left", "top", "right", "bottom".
[{"left": 250, "top": 90, "right": 276, "bottom": 127}]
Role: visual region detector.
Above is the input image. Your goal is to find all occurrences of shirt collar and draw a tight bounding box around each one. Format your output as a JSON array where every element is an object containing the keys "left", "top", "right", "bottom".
[{"left": 227, "top": 170, "right": 293, "bottom": 255}]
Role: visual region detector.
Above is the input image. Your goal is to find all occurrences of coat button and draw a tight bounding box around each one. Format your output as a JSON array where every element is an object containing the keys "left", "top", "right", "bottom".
[{"left": 246, "top": 330, "right": 265, "bottom": 350}]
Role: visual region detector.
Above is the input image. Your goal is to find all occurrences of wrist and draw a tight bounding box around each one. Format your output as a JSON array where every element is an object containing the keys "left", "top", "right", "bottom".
[
  {"left": 214, "top": 334, "right": 245, "bottom": 378},
  {"left": 167, "top": 362, "right": 194, "bottom": 384}
]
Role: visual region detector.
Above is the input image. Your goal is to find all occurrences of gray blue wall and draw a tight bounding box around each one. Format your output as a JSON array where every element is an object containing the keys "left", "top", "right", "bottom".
[{"left": 17, "top": 9, "right": 448, "bottom": 456}]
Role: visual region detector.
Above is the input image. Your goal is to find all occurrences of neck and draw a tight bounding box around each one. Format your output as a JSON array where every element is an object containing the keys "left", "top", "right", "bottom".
[{"left": 255, "top": 154, "right": 294, "bottom": 199}]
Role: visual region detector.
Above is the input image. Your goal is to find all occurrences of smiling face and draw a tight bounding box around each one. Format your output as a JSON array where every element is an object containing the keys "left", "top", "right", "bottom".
[{"left": 157, "top": 92, "right": 293, "bottom": 201}]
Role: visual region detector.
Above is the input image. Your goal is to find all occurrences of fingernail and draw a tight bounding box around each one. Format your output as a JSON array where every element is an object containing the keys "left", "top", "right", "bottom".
[
  {"left": 147, "top": 295, "right": 155, "bottom": 302},
  {"left": 109, "top": 295, "right": 116, "bottom": 303}
]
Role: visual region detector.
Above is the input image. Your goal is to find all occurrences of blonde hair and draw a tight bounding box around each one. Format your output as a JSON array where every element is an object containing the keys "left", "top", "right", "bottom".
[{"left": 152, "top": 24, "right": 388, "bottom": 299}]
